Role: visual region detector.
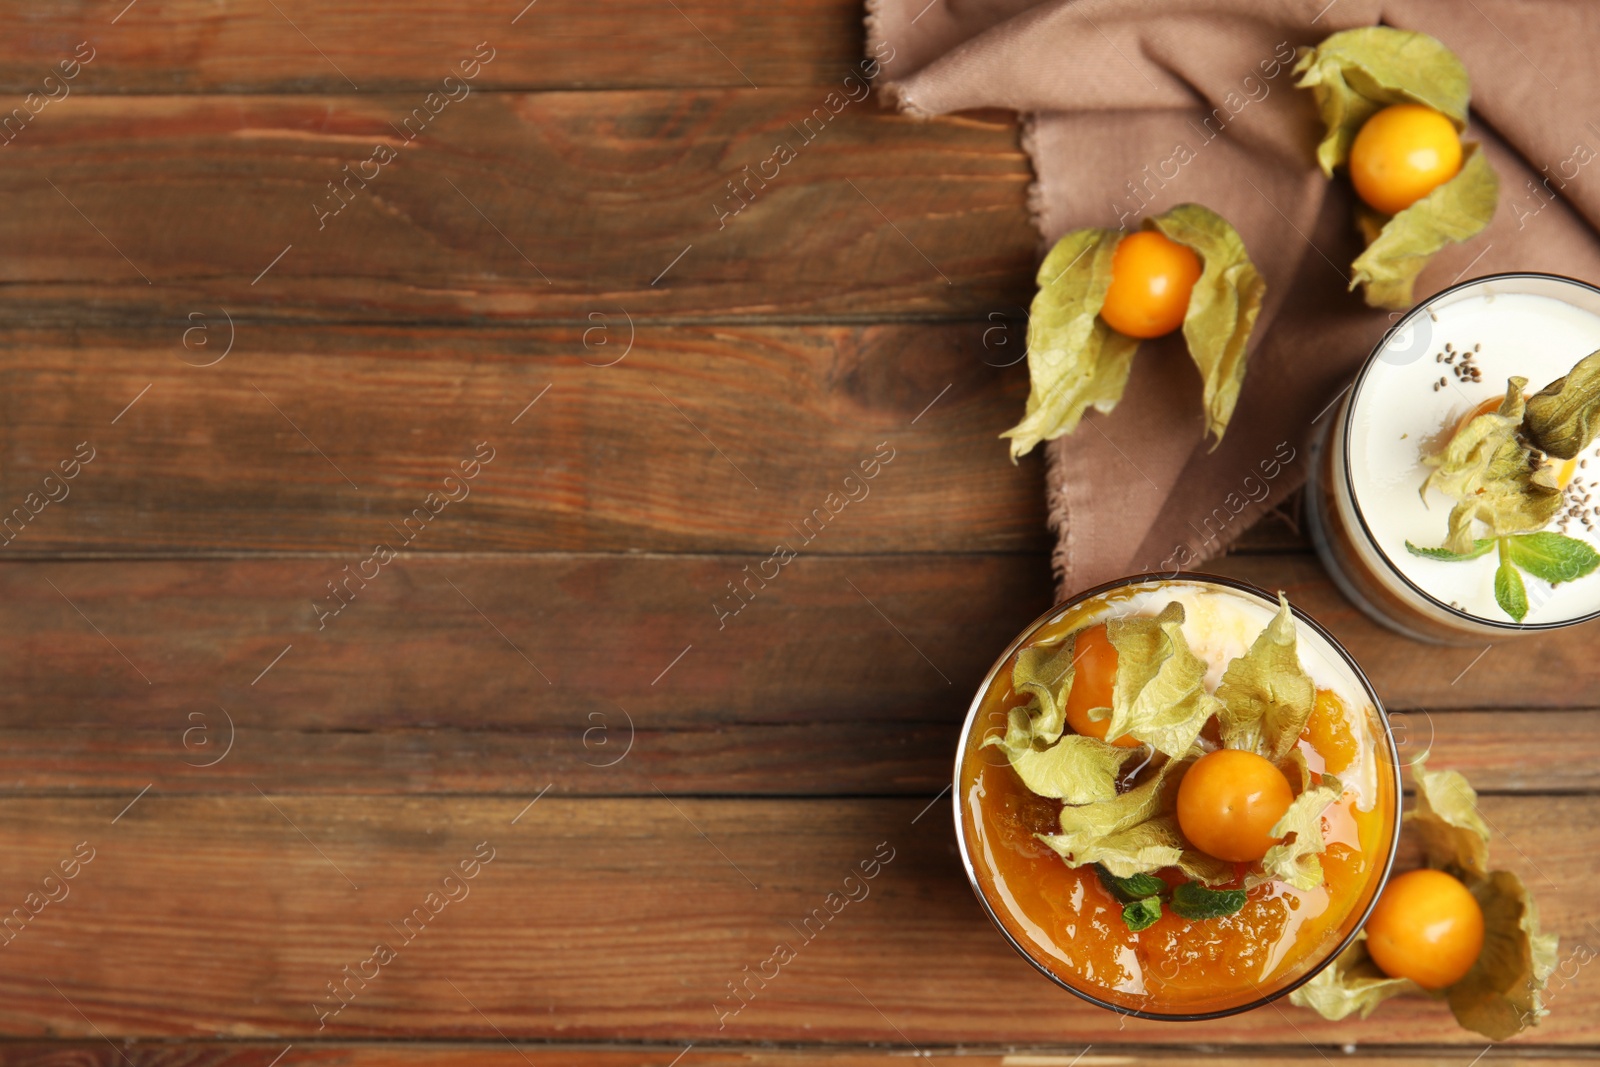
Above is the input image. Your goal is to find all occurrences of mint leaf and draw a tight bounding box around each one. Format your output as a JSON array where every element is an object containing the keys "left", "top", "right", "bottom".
[
  {"left": 1094, "top": 863, "right": 1164, "bottom": 903},
  {"left": 1169, "top": 880, "right": 1248, "bottom": 920},
  {"left": 1506, "top": 531, "right": 1600, "bottom": 585},
  {"left": 1495, "top": 540, "right": 1530, "bottom": 622},
  {"left": 1164, "top": 883, "right": 1248, "bottom": 921},
  {"left": 1405, "top": 538, "right": 1495, "bottom": 561},
  {"left": 1122, "top": 896, "right": 1162, "bottom": 932}
]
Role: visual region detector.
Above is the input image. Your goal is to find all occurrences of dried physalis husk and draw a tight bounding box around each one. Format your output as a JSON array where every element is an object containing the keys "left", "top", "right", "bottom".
[
  {"left": 1407, "top": 751, "right": 1490, "bottom": 881},
  {"left": 1003, "top": 205, "right": 1263, "bottom": 458},
  {"left": 1025, "top": 598, "right": 1357, "bottom": 927},
  {"left": 1003, "top": 229, "right": 1130, "bottom": 459},
  {"left": 1035, "top": 752, "right": 1232, "bottom": 887},
  {"left": 1411, "top": 756, "right": 1560, "bottom": 1040},
  {"left": 1040, "top": 812, "right": 1235, "bottom": 887},
  {"left": 1215, "top": 593, "right": 1315, "bottom": 762},
  {"left": 1212, "top": 591, "right": 1340, "bottom": 892},
  {"left": 982, "top": 711, "right": 1142, "bottom": 807},
  {"left": 1289, "top": 931, "right": 1423, "bottom": 1020},
  {"left": 1288, "top": 755, "right": 1558, "bottom": 1039},
  {"left": 1449, "top": 868, "right": 1559, "bottom": 1039},
  {"left": 1149, "top": 204, "right": 1265, "bottom": 444},
  {"left": 1029, "top": 600, "right": 1233, "bottom": 885},
  {"left": 1250, "top": 774, "right": 1342, "bottom": 891},
  {"left": 1294, "top": 27, "right": 1469, "bottom": 178},
  {"left": 1524, "top": 348, "right": 1600, "bottom": 460},
  {"left": 1350, "top": 145, "right": 1498, "bottom": 309},
  {"left": 1100, "top": 601, "right": 1224, "bottom": 760},
  {"left": 982, "top": 634, "right": 1145, "bottom": 805},
  {"left": 1419, "top": 378, "right": 1561, "bottom": 554},
  {"left": 1294, "top": 27, "right": 1497, "bottom": 309}
]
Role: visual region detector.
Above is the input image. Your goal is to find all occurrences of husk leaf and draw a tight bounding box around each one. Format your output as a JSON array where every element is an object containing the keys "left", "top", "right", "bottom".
[
  {"left": 1350, "top": 144, "right": 1498, "bottom": 310},
  {"left": 1010, "top": 638, "right": 1078, "bottom": 745},
  {"left": 1148, "top": 203, "right": 1265, "bottom": 445},
  {"left": 1003, "top": 230, "right": 1137, "bottom": 459},
  {"left": 1215, "top": 592, "right": 1316, "bottom": 761},
  {"left": 1037, "top": 753, "right": 1198, "bottom": 878},
  {"left": 1288, "top": 932, "right": 1424, "bottom": 1019},
  {"left": 1252, "top": 776, "right": 1341, "bottom": 890},
  {"left": 1409, "top": 756, "right": 1557, "bottom": 1038},
  {"left": 1293, "top": 760, "right": 1557, "bottom": 1036},
  {"left": 1050, "top": 752, "right": 1179, "bottom": 842},
  {"left": 1040, "top": 812, "right": 1234, "bottom": 886},
  {"left": 1407, "top": 751, "right": 1491, "bottom": 883},
  {"left": 1280, "top": 746, "right": 1315, "bottom": 793},
  {"left": 1100, "top": 602, "right": 1225, "bottom": 759},
  {"left": 1524, "top": 347, "right": 1600, "bottom": 460},
  {"left": 992, "top": 731, "right": 1144, "bottom": 806},
  {"left": 1293, "top": 27, "right": 1470, "bottom": 176},
  {"left": 1419, "top": 379, "right": 1562, "bottom": 554},
  {"left": 983, "top": 636, "right": 1146, "bottom": 805},
  {"left": 1447, "top": 869, "right": 1559, "bottom": 1040}
]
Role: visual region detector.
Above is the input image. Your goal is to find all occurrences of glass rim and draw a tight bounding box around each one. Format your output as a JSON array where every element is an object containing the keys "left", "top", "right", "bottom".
[
  {"left": 950, "top": 570, "right": 1404, "bottom": 1023},
  {"left": 1339, "top": 270, "right": 1600, "bottom": 633}
]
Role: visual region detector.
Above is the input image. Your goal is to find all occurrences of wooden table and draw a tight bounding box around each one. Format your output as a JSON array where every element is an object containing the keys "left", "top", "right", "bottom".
[{"left": 1, "top": 3, "right": 1595, "bottom": 1064}]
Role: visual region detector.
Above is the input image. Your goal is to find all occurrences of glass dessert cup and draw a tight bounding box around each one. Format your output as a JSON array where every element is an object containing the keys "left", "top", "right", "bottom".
[
  {"left": 953, "top": 573, "right": 1401, "bottom": 1021},
  {"left": 1308, "top": 272, "right": 1600, "bottom": 644}
]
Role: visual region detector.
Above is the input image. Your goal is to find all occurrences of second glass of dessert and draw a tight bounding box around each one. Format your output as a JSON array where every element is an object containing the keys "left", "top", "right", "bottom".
[
  {"left": 1308, "top": 273, "right": 1600, "bottom": 642},
  {"left": 954, "top": 575, "right": 1401, "bottom": 1020}
]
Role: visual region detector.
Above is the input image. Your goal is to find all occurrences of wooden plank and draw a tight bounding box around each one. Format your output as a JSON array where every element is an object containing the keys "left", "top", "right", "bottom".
[
  {"left": 5, "top": 553, "right": 1596, "bottom": 742},
  {"left": 0, "top": 554, "right": 1053, "bottom": 730},
  {"left": 3, "top": 794, "right": 1595, "bottom": 1044},
  {"left": 2, "top": 709, "right": 1594, "bottom": 797},
  {"left": 0, "top": 723, "right": 955, "bottom": 797},
  {"left": 0, "top": 94, "right": 1031, "bottom": 324},
  {"left": 0, "top": 323, "right": 1041, "bottom": 555},
  {"left": 1, "top": 1047, "right": 1596, "bottom": 1067},
  {"left": 4, "top": 1, "right": 864, "bottom": 93},
  {"left": 5, "top": 551, "right": 1600, "bottom": 794}
]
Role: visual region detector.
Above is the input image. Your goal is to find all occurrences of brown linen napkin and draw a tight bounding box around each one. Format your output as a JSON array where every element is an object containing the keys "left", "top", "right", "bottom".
[{"left": 866, "top": 0, "right": 1600, "bottom": 596}]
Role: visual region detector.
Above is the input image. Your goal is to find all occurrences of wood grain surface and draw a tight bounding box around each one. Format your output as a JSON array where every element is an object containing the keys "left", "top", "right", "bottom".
[
  {"left": 4, "top": 0, "right": 1597, "bottom": 1061},
  {"left": 0, "top": 555, "right": 1595, "bottom": 794},
  {"left": 3, "top": 707, "right": 1593, "bottom": 797},
  {"left": 3, "top": 795, "right": 1595, "bottom": 1044},
  {"left": 0, "top": 555, "right": 1586, "bottom": 732},
  {"left": 0, "top": 324, "right": 1041, "bottom": 555},
  {"left": 3, "top": 1052, "right": 1595, "bottom": 1067},
  {"left": 0, "top": 94, "right": 1031, "bottom": 324},
  {"left": 3, "top": 1, "right": 865, "bottom": 92}
]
